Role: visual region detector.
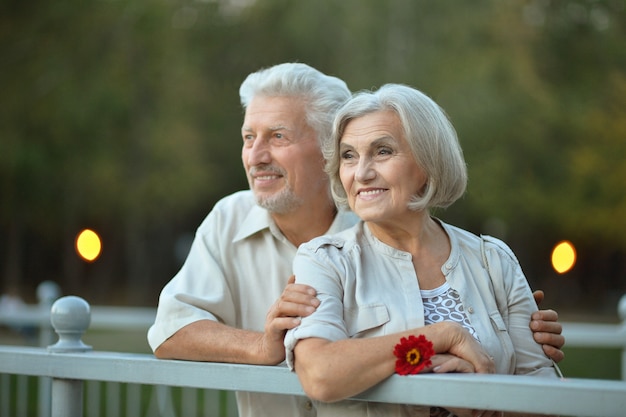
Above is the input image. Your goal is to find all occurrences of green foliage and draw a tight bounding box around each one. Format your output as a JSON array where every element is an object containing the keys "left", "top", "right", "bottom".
[
  {"left": 559, "top": 347, "right": 622, "bottom": 380},
  {"left": 1, "top": 0, "right": 624, "bottom": 309}
]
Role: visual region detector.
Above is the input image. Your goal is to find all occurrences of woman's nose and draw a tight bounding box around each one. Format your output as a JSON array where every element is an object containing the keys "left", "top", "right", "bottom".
[{"left": 355, "top": 159, "right": 375, "bottom": 182}]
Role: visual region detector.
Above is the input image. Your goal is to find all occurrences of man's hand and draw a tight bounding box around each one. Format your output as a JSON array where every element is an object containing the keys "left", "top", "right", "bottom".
[
  {"left": 259, "top": 276, "right": 320, "bottom": 364},
  {"left": 531, "top": 290, "right": 565, "bottom": 363}
]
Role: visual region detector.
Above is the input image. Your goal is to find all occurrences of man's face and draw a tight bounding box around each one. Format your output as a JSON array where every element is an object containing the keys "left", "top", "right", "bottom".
[{"left": 241, "top": 95, "right": 328, "bottom": 214}]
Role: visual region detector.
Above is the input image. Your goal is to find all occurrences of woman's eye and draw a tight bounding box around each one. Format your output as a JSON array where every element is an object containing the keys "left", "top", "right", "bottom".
[{"left": 378, "top": 147, "right": 392, "bottom": 155}]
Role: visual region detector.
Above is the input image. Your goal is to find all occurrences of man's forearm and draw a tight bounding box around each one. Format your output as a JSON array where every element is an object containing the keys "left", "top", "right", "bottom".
[{"left": 154, "top": 319, "right": 267, "bottom": 364}]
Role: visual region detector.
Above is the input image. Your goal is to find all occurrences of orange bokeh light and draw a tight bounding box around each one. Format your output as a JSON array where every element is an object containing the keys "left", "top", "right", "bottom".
[
  {"left": 75, "top": 229, "right": 102, "bottom": 262},
  {"left": 551, "top": 240, "right": 576, "bottom": 274}
]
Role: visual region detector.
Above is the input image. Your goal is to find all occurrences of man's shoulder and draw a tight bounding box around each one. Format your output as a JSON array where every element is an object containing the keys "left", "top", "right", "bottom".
[
  {"left": 196, "top": 190, "right": 258, "bottom": 231},
  {"left": 206, "top": 190, "right": 258, "bottom": 218},
  {"left": 213, "top": 190, "right": 256, "bottom": 212}
]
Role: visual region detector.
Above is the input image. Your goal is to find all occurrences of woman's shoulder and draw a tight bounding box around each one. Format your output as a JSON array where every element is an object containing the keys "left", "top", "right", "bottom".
[
  {"left": 299, "top": 221, "right": 365, "bottom": 254},
  {"left": 479, "top": 234, "right": 520, "bottom": 264},
  {"left": 440, "top": 220, "right": 520, "bottom": 265}
]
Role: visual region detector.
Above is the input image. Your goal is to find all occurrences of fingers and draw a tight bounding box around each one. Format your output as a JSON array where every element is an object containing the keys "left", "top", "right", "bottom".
[
  {"left": 530, "top": 309, "right": 564, "bottom": 356},
  {"left": 462, "top": 336, "right": 495, "bottom": 374},
  {"left": 533, "top": 329, "right": 565, "bottom": 347},
  {"left": 531, "top": 323, "right": 565, "bottom": 363},
  {"left": 542, "top": 343, "right": 565, "bottom": 363},
  {"left": 530, "top": 318, "right": 562, "bottom": 337},
  {"left": 273, "top": 278, "right": 320, "bottom": 319},
  {"left": 531, "top": 292, "right": 566, "bottom": 362},
  {"left": 530, "top": 308, "right": 564, "bottom": 361},
  {"left": 534, "top": 330, "right": 565, "bottom": 353},
  {"left": 444, "top": 323, "right": 496, "bottom": 374},
  {"left": 264, "top": 277, "right": 321, "bottom": 358},
  {"left": 531, "top": 308, "right": 559, "bottom": 323},
  {"left": 476, "top": 354, "right": 496, "bottom": 374},
  {"left": 266, "top": 316, "right": 302, "bottom": 335},
  {"left": 280, "top": 289, "right": 320, "bottom": 315},
  {"left": 532, "top": 289, "right": 545, "bottom": 307},
  {"left": 431, "top": 355, "right": 476, "bottom": 374},
  {"left": 273, "top": 297, "right": 318, "bottom": 318}
]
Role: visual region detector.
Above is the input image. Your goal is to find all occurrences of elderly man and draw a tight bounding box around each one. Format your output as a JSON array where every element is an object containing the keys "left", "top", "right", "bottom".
[{"left": 148, "top": 63, "right": 564, "bottom": 417}]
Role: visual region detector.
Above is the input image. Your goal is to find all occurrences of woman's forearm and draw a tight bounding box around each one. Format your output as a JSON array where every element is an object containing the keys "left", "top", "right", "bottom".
[{"left": 293, "top": 321, "right": 493, "bottom": 402}]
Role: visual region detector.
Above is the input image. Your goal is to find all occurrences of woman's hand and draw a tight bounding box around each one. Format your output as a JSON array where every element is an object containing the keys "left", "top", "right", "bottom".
[
  {"left": 427, "top": 353, "right": 476, "bottom": 374},
  {"left": 425, "top": 354, "right": 502, "bottom": 417},
  {"left": 435, "top": 322, "right": 495, "bottom": 374}
]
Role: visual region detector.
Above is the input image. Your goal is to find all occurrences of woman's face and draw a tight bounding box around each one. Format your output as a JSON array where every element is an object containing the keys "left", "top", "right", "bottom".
[{"left": 339, "top": 110, "right": 427, "bottom": 223}]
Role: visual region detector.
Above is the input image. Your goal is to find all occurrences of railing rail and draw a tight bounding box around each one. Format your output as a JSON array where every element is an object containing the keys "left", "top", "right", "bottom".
[{"left": 1, "top": 344, "right": 626, "bottom": 417}]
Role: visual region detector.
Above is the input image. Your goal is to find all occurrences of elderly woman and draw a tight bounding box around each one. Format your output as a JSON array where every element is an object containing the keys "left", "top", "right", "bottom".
[{"left": 284, "top": 84, "right": 558, "bottom": 417}]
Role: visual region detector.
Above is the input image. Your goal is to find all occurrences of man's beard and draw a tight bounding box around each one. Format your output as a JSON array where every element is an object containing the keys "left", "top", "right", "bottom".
[
  {"left": 248, "top": 165, "right": 304, "bottom": 214},
  {"left": 254, "top": 186, "right": 303, "bottom": 214}
]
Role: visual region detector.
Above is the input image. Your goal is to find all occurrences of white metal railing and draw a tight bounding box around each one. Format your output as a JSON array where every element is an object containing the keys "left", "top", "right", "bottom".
[
  {"left": 0, "top": 282, "right": 217, "bottom": 417},
  {"left": 0, "top": 281, "right": 156, "bottom": 338},
  {"left": 1, "top": 294, "right": 626, "bottom": 417}
]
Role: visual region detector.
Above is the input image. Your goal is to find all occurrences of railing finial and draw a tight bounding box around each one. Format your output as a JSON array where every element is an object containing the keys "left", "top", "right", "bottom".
[
  {"left": 48, "top": 295, "right": 92, "bottom": 353},
  {"left": 618, "top": 294, "right": 626, "bottom": 322},
  {"left": 37, "top": 280, "right": 61, "bottom": 305}
]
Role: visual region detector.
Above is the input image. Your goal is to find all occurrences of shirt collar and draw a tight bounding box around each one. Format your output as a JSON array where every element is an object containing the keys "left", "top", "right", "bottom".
[
  {"left": 233, "top": 203, "right": 273, "bottom": 243},
  {"left": 232, "top": 205, "right": 359, "bottom": 244}
]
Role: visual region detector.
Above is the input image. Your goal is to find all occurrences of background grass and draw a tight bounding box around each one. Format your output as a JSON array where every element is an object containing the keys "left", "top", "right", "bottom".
[{"left": 558, "top": 347, "right": 622, "bottom": 380}]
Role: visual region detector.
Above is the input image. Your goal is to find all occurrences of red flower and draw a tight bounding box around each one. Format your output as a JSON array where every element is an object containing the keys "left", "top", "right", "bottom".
[{"left": 393, "top": 335, "right": 434, "bottom": 375}]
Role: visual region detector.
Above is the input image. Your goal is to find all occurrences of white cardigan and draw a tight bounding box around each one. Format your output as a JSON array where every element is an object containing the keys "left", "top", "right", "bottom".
[{"left": 285, "top": 219, "right": 556, "bottom": 416}]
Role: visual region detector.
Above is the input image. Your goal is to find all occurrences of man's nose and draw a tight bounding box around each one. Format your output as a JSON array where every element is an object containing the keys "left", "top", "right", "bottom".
[{"left": 246, "top": 137, "right": 271, "bottom": 166}]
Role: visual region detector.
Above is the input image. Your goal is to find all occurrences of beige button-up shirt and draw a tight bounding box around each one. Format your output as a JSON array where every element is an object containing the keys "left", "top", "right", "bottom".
[
  {"left": 285, "top": 220, "right": 556, "bottom": 417},
  {"left": 148, "top": 190, "right": 358, "bottom": 417}
]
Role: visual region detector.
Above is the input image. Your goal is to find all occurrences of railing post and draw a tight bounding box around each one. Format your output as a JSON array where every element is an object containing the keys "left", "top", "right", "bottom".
[
  {"left": 37, "top": 281, "right": 62, "bottom": 347},
  {"left": 619, "top": 294, "right": 626, "bottom": 381},
  {"left": 47, "top": 296, "right": 92, "bottom": 417},
  {"left": 37, "top": 281, "right": 61, "bottom": 417}
]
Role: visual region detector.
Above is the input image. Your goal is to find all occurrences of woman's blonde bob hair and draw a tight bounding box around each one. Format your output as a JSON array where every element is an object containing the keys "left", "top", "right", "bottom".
[{"left": 323, "top": 83, "right": 467, "bottom": 211}]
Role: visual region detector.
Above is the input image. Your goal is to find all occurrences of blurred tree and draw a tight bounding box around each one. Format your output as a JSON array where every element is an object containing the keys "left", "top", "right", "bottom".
[
  {"left": 1, "top": 0, "right": 624, "bottom": 310},
  {"left": 0, "top": 0, "right": 241, "bottom": 303}
]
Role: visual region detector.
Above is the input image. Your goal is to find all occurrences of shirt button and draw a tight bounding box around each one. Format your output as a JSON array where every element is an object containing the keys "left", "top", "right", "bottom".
[
  {"left": 304, "top": 400, "right": 313, "bottom": 410},
  {"left": 445, "top": 263, "right": 452, "bottom": 269},
  {"left": 467, "top": 307, "right": 474, "bottom": 314}
]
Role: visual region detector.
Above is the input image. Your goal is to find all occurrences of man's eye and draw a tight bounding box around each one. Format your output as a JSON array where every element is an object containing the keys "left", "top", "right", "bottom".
[{"left": 341, "top": 151, "right": 354, "bottom": 160}]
